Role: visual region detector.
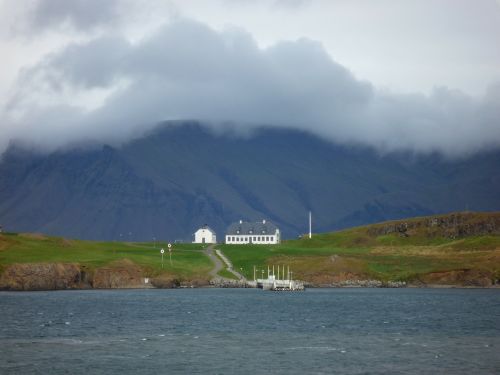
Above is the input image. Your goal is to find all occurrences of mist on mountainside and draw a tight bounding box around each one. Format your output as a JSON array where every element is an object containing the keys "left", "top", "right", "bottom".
[{"left": 1, "top": 123, "right": 499, "bottom": 241}]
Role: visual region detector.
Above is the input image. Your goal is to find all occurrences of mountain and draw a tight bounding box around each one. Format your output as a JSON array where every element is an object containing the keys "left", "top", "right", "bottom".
[{"left": 1, "top": 122, "right": 500, "bottom": 241}]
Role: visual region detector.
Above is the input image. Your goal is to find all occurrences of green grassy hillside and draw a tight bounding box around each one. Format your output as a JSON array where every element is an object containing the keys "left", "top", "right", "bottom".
[
  {"left": 0, "top": 233, "right": 211, "bottom": 280},
  {"left": 1, "top": 212, "right": 499, "bottom": 288},
  {"left": 220, "top": 212, "right": 500, "bottom": 285}
]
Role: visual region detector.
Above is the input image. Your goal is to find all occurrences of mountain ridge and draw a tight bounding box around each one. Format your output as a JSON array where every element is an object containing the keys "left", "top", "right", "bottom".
[{"left": 1, "top": 122, "right": 500, "bottom": 241}]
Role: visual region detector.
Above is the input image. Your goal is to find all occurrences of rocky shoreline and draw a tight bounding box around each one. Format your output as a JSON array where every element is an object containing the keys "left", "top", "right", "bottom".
[
  {"left": 0, "top": 262, "right": 498, "bottom": 291},
  {"left": 310, "top": 280, "right": 407, "bottom": 288}
]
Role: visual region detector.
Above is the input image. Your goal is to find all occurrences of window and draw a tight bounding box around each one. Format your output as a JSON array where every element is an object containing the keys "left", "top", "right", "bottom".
[
  {"left": 258, "top": 237, "right": 261, "bottom": 241},
  {"left": 253, "top": 237, "right": 256, "bottom": 241},
  {"left": 266, "top": 236, "right": 269, "bottom": 241},
  {"left": 245, "top": 237, "right": 248, "bottom": 241},
  {"left": 270, "top": 236, "right": 274, "bottom": 242},
  {"left": 232, "top": 237, "right": 235, "bottom": 241}
]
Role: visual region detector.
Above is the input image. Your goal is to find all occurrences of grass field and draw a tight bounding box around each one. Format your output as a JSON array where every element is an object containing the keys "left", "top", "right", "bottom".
[
  {"left": 217, "top": 268, "right": 239, "bottom": 280},
  {"left": 1, "top": 212, "right": 499, "bottom": 285},
  {"left": 0, "top": 233, "right": 212, "bottom": 280},
  {"left": 219, "top": 213, "right": 500, "bottom": 283}
]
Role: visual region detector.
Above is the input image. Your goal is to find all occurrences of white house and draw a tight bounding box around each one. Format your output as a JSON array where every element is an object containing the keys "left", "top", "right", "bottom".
[
  {"left": 225, "top": 220, "right": 280, "bottom": 245},
  {"left": 193, "top": 225, "right": 217, "bottom": 244}
]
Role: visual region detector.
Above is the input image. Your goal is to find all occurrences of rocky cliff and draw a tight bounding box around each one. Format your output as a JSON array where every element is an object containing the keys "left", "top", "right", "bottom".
[
  {"left": 0, "top": 260, "right": 150, "bottom": 291},
  {"left": 0, "top": 263, "right": 85, "bottom": 291},
  {"left": 366, "top": 212, "right": 500, "bottom": 239},
  {"left": 92, "top": 259, "right": 146, "bottom": 289},
  {"left": 415, "top": 269, "right": 494, "bottom": 287}
]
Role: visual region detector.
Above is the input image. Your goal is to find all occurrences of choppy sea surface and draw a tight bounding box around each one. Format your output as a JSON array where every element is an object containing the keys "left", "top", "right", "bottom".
[{"left": 0, "top": 288, "right": 499, "bottom": 374}]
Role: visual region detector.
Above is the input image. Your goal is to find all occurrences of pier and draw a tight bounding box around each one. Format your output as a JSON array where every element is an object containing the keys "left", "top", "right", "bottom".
[{"left": 251, "top": 265, "right": 305, "bottom": 291}]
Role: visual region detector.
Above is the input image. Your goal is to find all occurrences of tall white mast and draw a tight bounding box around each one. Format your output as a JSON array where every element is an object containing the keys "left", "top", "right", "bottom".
[{"left": 309, "top": 211, "right": 312, "bottom": 239}]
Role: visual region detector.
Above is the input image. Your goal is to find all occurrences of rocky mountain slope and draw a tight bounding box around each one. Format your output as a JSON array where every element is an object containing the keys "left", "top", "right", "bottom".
[{"left": 1, "top": 122, "right": 500, "bottom": 241}]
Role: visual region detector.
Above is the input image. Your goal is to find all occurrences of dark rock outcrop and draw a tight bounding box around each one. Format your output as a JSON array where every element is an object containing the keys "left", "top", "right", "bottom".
[
  {"left": 0, "top": 259, "right": 150, "bottom": 290},
  {"left": 367, "top": 212, "right": 500, "bottom": 239},
  {"left": 92, "top": 259, "right": 146, "bottom": 288},
  {"left": 209, "top": 277, "right": 249, "bottom": 288},
  {"left": 416, "top": 269, "right": 494, "bottom": 287},
  {"left": 0, "top": 263, "right": 87, "bottom": 291}
]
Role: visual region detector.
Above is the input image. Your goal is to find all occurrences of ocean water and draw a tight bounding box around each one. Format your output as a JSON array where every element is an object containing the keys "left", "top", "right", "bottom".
[{"left": 0, "top": 288, "right": 499, "bottom": 374}]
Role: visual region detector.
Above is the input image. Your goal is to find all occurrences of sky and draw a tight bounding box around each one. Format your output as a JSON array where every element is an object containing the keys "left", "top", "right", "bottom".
[{"left": 0, "top": 0, "right": 500, "bottom": 157}]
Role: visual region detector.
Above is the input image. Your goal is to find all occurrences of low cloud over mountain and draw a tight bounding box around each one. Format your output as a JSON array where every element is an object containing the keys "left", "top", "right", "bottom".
[{"left": 1, "top": 5, "right": 500, "bottom": 157}]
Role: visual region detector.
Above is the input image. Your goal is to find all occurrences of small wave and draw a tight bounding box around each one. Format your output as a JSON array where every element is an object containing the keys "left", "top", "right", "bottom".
[
  {"left": 287, "top": 346, "right": 338, "bottom": 351},
  {"left": 31, "top": 338, "right": 83, "bottom": 345}
]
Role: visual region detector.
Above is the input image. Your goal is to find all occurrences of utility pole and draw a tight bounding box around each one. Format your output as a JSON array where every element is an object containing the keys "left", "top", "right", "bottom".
[{"left": 309, "top": 211, "right": 312, "bottom": 239}]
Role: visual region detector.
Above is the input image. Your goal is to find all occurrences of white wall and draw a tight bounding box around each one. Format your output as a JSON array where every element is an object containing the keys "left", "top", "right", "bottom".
[
  {"left": 225, "top": 230, "right": 280, "bottom": 245},
  {"left": 193, "top": 228, "right": 216, "bottom": 244}
]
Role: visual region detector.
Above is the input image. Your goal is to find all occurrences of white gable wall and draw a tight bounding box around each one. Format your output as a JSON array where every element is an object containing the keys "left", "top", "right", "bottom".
[{"left": 193, "top": 228, "right": 216, "bottom": 244}]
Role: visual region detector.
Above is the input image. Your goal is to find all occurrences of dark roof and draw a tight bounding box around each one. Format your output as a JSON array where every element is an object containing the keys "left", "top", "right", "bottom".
[{"left": 226, "top": 220, "right": 279, "bottom": 235}]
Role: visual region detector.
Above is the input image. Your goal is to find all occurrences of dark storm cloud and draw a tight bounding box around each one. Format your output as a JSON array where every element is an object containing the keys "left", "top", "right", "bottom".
[{"left": 2, "top": 18, "right": 500, "bottom": 157}]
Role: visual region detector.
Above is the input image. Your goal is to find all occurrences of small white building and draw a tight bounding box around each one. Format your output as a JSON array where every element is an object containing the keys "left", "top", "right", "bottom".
[
  {"left": 193, "top": 225, "right": 217, "bottom": 244},
  {"left": 225, "top": 219, "right": 280, "bottom": 245}
]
